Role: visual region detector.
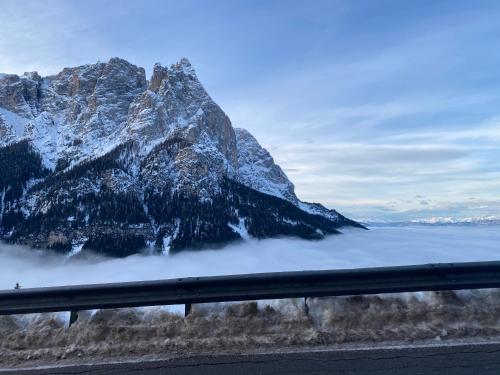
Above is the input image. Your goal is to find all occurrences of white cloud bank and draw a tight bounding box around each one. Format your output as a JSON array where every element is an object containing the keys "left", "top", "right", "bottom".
[{"left": 1, "top": 225, "right": 499, "bottom": 290}]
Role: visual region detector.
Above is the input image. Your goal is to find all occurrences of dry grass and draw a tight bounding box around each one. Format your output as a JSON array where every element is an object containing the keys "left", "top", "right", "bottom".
[{"left": 2, "top": 290, "right": 500, "bottom": 367}]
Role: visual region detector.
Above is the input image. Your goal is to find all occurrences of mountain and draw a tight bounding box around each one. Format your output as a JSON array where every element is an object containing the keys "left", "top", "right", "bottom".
[
  {"left": 0, "top": 57, "right": 363, "bottom": 257},
  {"left": 362, "top": 216, "right": 500, "bottom": 227}
]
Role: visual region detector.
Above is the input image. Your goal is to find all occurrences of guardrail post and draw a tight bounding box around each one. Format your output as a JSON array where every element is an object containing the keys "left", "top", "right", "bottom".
[
  {"left": 185, "top": 303, "right": 192, "bottom": 317},
  {"left": 69, "top": 310, "right": 78, "bottom": 327}
]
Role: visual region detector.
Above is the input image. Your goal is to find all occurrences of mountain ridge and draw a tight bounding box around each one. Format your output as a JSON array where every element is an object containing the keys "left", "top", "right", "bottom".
[{"left": 0, "top": 57, "right": 364, "bottom": 256}]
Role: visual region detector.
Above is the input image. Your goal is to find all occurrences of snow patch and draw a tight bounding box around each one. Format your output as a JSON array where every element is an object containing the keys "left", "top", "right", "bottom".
[
  {"left": 228, "top": 217, "right": 250, "bottom": 240},
  {"left": 162, "top": 219, "right": 181, "bottom": 255},
  {"left": 26, "top": 113, "right": 60, "bottom": 170},
  {"left": 162, "top": 236, "right": 171, "bottom": 255},
  {"left": 0, "top": 187, "right": 6, "bottom": 228},
  {"left": 0, "top": 107, "right": 28, "bottom": 137},
  {"left": 299, "top": 202, "right": 340, "bottom": 221},
  {"left": 67, "top": 238, "right": 87, "bottom": 258}
]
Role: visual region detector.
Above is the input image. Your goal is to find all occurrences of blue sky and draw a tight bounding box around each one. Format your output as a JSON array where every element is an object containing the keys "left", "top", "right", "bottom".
[{"left": 1, "top": 0, "right": 499, "bottom": 221}]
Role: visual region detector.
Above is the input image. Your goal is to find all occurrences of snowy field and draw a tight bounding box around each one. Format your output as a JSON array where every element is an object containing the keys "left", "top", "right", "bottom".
[{"left": 1, "top": 225, "right": 499, "bottom": 290}]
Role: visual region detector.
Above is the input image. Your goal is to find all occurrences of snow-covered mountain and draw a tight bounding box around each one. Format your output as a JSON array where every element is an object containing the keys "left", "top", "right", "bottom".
[
  {"left": 0, "top": 58, "right": 363, "bottom": 256},
  {"left": 363, "top": 216, "right": 500, "bottom": 227}
]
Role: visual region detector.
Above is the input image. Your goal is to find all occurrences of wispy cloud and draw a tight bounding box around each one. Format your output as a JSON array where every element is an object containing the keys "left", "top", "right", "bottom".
[
  {"left": 0, "top": 1, "right": 105, "bottom": 74},
  {"left": 218, "top": 4, "right": 500, "bottom": 221},
  {"left": 271, "top": 130, "right": 499, "bottom": 220},
  {"left": 382, "top": 117, "right": 500, "bottom": 144}
]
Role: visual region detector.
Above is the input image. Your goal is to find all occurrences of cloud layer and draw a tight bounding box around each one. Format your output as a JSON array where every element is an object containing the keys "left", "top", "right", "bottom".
[{"left": 1, "top": 226, "right": 499, "bottom": 290}]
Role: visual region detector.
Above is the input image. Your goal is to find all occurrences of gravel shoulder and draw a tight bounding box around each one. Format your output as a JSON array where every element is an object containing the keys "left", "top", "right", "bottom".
[{"left": 4, "top": 340, "right": 500, "bottom": 374}]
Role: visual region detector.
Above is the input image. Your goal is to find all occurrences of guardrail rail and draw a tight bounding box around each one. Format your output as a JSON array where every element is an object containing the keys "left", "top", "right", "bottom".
[{"left": 1, "top": 261, "right": 500, "bottom": 325}]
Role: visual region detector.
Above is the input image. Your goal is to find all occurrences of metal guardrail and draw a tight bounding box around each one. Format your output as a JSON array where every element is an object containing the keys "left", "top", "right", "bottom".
[{"left": 1, "top": 261, "right": 500, "bottom": 325}]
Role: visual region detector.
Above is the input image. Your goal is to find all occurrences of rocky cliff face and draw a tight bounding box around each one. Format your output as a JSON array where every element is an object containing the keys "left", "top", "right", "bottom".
[{"left": 0, "top": 58, "right": 363, "bottom": 256}]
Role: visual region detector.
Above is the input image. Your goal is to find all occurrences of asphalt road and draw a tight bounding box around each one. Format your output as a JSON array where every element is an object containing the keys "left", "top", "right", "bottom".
[{"left": 3, "top": 342, "right": 500, "bottom": 374}]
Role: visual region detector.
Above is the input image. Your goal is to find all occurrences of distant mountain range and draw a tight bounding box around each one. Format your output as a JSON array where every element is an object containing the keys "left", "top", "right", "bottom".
[
  {"left": 363, "top": 216, "right": 500, "bottom": 227},
  {"left": 0, "top": 58, "right": 363, "bottom": 257}
]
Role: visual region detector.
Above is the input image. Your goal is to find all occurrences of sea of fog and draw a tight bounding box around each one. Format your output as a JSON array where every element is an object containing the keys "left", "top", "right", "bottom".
[{"left": 1, "top": 225, "right": 499, "bottom": 290}]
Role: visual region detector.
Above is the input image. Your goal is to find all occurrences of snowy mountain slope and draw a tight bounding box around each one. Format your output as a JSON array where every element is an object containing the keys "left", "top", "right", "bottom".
[
  {"left": 235, "top": 128, "right": 297, "bottom": 203},
  {"left": 233, "top": 127, "right": 345, "bottom": 222},
  {"left": 0, "top": 58, "right": 363, "bottom": 256}
]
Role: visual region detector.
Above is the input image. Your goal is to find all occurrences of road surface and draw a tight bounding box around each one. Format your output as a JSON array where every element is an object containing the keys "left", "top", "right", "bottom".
[{"left": 3, "top": 342, "right": 500, "bottom": 374}]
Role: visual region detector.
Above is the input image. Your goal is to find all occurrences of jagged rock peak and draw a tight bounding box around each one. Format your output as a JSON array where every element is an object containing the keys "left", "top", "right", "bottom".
[
  {"left": 149, "top": 58, "right": 198, "bottom": 92},
  {"left": 51, "top": 57, "right": 146, "bottom": 87},
  {"left": 22, "top": 72, "right": 42, "bottom": 81},
  {"left": 171, "top": 57, "right": 196, "bottom": 76},
  {"left": 2, "top": 57, "right": 197, "bottom": 82},
  {"left": 149, "top": 63, "right": 169, "bottom": 92}
]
